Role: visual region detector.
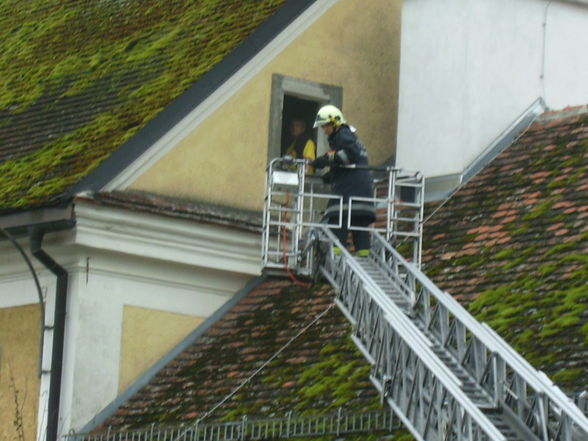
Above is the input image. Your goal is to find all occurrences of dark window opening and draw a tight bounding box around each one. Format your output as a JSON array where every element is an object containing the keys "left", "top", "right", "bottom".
[
  {"left": 280, "top": 95, "right": 320, "bottom": 158},
  {"left": 267, "top": 74, "right": 342, "bottom": 162}
]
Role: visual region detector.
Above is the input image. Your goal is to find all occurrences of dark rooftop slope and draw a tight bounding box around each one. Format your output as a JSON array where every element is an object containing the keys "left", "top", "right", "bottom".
[
  {"left": 0, "top": 0, "right": 289, "bottom": 212},
  {"left": 100, "top": 279, "right": 382, "bottom": 431},
  {"left": 422, "top": 106, "right": 588, "bottom": 392},
  {"left": 76, "top": 190, "right": 262, "bottom": 232}
]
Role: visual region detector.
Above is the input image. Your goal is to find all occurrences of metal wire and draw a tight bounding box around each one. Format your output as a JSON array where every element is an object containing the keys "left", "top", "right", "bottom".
[{"left": 199, "top": 303, "right": 335, "bottom": 421}]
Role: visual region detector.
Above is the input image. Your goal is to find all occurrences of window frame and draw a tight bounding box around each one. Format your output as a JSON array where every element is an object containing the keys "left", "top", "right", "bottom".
[{"left": 267, "top": 74, "right": 342, "bottom": 162}]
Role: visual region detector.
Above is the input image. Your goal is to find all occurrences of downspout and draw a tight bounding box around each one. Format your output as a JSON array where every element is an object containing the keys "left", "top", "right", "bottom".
[{"left": 30, "top": 228, "right": 68, "bottom": 441}]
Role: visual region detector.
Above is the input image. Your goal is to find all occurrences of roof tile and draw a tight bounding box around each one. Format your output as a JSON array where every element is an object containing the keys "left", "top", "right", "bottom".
[
  {"left": 422, "top": 107, "right": 588, "bottom": 392},
  {"left": 0, "top": 0, "right": 289, "bottom": 212},
  {"left": 96, "top": 279, "right": 382, "bottom": 432}
]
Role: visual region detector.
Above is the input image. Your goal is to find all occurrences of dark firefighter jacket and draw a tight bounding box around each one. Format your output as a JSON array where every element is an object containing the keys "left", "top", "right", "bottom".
[{"left": 311, "top": 124, "right": 376, "bottom": 223}]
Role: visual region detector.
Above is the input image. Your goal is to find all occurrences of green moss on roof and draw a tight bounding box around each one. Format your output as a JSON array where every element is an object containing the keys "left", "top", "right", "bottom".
[
  {"left": 100, "top": 280, "right": 385, "bottom": 432},
  {"left": 0, "top": 0, "right": 287, "bottom": 211},
  {"left": 422, "top": 111, "right": 588, "bottom": 393}
]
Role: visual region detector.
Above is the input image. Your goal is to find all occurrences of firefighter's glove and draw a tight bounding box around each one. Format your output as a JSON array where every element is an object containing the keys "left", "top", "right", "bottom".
[{"left": 311, "top": 150, "right": 336, "bottom": 170}]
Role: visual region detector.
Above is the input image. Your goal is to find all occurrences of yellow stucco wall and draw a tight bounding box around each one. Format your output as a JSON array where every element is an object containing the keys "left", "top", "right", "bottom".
[
  {"left": 131, "top": 0, "right": 401, "bottom": 210},
  {"left": 0, "top": 305, "right": 40, "bottom": 441},
  {"left": 119, "top": 305, "right": 204, "bottom": 393}
]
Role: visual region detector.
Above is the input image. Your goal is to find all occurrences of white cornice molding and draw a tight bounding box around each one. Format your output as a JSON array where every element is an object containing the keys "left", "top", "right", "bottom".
[
  {"left": 0, "top": 233, "right": 78, "bottom": 279},
  {"left": 103, "top": 0, "right": 338, "bottom": 191},
  {"left": 73, "top": 201, "right": 262, "bottom": 276},
  {"left": 0, "top": 203, "right": 260, "bottom": 307}
]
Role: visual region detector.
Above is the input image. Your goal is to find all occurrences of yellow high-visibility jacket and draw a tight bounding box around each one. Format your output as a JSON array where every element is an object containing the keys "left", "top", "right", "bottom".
[{"left": 286, "top": 138, "right": 316, "bottom": 173}]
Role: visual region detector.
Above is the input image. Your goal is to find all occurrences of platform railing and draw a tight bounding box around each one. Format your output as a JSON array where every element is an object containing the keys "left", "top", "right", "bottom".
[{"left": 262, "top": 157, "right": 424, "bottom": 276}]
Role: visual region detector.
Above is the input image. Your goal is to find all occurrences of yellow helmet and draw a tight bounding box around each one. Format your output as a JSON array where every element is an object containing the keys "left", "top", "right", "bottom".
[{"left": 313, "top": 104, "right": 345, "bottom": 128}]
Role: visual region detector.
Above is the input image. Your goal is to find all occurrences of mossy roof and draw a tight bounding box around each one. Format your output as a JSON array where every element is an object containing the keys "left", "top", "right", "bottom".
[
  {"left": 0, "top": 0, "right": 305, "bottom": 214},
  {"left": 96, "top": 279, "right": 390, "bottom": 435},
  {"left": 422, "top": 106, "right": 588, "bottom": 393}
]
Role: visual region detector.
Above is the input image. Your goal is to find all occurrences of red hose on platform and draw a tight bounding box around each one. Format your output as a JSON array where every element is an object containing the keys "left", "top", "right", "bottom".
[{"left": 282, "top": 192, "right": 311, "bottom": 288}]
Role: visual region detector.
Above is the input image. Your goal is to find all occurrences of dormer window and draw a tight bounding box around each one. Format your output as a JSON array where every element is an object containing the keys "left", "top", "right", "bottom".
[{"left": 268, "top": 74, "right": 342, "bottom": 162}]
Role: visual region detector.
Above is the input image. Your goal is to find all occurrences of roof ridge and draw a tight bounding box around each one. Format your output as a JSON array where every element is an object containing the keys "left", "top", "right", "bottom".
[{"left": 535, "top": 104, "right": 588, "bottom": 123}]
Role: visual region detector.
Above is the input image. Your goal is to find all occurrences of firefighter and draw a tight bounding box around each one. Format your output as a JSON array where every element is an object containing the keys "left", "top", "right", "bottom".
[{"left": 310, "top": 105, "right": 375, "bottom": 256}]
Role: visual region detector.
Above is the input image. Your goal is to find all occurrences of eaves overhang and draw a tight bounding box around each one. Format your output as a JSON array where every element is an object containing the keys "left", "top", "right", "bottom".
[
  {"left": 73, "top": 198, "right": 262, "bottom": 276},
  {"left": 0, "top": 204, "right": 75, "bottom": 238},
  {"left": 76, "top": 191, "right": 262, "bottom": 233}
]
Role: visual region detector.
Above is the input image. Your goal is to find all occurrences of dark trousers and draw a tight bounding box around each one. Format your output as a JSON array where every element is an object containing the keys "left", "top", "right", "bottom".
[{"left": 332, "top": 214, "right": 371, "bottom": 251}]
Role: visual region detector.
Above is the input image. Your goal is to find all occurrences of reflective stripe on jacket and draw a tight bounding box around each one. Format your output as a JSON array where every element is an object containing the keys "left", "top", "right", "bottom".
[{"left": 312, "top": 125, "right": 375, "bottom": 222}]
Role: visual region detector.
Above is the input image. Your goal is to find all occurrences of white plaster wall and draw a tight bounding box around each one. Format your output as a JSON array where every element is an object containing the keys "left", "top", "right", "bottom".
[
  {"left": 1, "top": 212, "right": 258, "bottom": 438},
  {"left": 0, "top": 240, "right": 52, "bottom": 307},
  {"left": 59, "top": 253, "right": 248, "bottom": 432},
  {"left": 0, "top": 242, "right": 59, "bottom": 441},
  {"left": 0, "top": 272, "right": 49, "bottom": 308},
  {"left": 544, "top": 3, "right": 588, "bottom": 108},
  {"left": 396, "top": 0, "right": 588, "bottom": 178}
]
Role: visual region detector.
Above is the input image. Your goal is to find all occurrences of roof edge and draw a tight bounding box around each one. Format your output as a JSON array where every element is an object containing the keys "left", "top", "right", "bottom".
[
  {"left": 461, "top": 97, "right": 547, "bottom": 185},
  {"left": 73, "top": 197, "right": 261, "bottom": 275},
  {"left": 75, "top": 190, "right": 262, "bottom": 233},
  {"left": 535, "top": 104, "right": 588, "bottom": 123},
  {"left": 77, "top": 275, "right": 268, "bottom": 434},
  {"left": 76, "top": 408, "right": 397, "bottom": 440},
  {"left": 67, "top": 0, "right": 320, "bottom": 196},
  {"left": 0, "top": 204, "right": 75, "bottom": 236},
  {"left": 559, "top": 0, "right": 588, "bottom": 6}
]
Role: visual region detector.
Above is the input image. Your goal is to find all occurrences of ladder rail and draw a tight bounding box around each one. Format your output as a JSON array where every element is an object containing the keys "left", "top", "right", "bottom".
[
  {"left": 370, "top": 232, "right": 588, "bottom": 440},
  {"left": 317, "top": 226, "right": 507, "bottom": 441},
  {"left": 482, "top": 322, "right": 588, "bottom": 431}
]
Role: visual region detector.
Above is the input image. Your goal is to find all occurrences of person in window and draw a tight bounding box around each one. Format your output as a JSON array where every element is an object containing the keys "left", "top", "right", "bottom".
[
  {"left": 285, "top": 117, "right": 316, "bottom": 173},
  {"left": 310, "top": 105, "right": 375, "bottom": 257}
]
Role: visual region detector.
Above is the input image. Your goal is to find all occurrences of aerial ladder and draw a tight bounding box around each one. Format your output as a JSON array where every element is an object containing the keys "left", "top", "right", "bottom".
[{"left": 262, "top": 157, "right": 588, "bottom": 441}]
